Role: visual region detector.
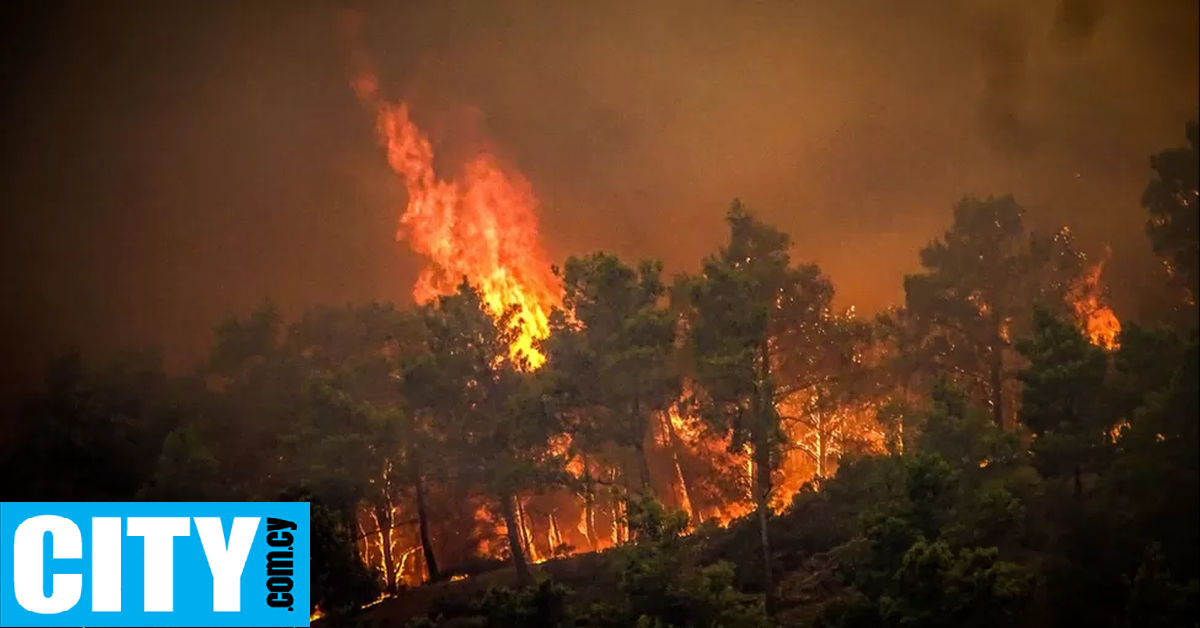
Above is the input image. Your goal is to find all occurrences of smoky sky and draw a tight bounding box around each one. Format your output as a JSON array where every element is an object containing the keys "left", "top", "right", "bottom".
[{"left": 2, "top": 0, "right": 1196, "bottom": 400}]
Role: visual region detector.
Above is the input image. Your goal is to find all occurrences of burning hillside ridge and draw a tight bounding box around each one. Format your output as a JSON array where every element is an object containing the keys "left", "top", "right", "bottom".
[
  {"left": 348, "top": 395, "right": 881, "bottom": 591},
  {"left": 338, "top": 18, "right": 1127, "bottom": 605},
  {"left": 343, "top": 23, "right": 766, "bottom": 587},
  {"left": 338, "top": 94, "right": 1127, "bottom": 603}
]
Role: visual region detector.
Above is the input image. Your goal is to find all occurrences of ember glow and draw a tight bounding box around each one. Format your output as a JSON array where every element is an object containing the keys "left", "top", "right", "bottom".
[
  {"left": 1070, "top": 246, "right": 1122, "bottom": 350},
  {"left": 335, "top": 17, "right": 1136, "bottom": 608},
  {"left": 349, "top": 56, "right": 557, "bottom": 367},
  {"left": 334, "top": 83, "right": 1129, "bottom": 601}
]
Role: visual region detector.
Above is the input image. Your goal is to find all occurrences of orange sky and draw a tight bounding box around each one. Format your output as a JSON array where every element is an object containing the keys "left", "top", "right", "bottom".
[{"left": 2, "top": 0, "right": 1196, "bottom": 401}]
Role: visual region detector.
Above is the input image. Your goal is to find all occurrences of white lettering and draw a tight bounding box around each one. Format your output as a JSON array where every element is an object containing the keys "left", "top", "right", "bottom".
[
  {"left": 126, "top": 517, "right": 190, "bottom": 612},
  {"left": 91, "top": 517, "right": 122, "bottom": 612},
  {"left": 195, "top": 517, "right": 260, "bottom": 612},
  {"left": 13, "top": 515, "right": 82, "bottom": 614}
]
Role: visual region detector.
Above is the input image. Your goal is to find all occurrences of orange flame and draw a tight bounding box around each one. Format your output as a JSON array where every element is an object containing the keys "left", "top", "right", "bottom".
[
  {"left": 349, "top": 46, "right": 557, "bottom": 367},
  {"left": 1070, "top": 245, "right": 1121, "bottom": 350},
  {"left": 341, "top": 16, "right": 896, "bottom": 588}
]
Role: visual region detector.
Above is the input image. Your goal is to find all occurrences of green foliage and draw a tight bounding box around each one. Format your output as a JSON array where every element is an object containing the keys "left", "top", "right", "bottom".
[
  {"left": 6, "top": 146, "right": 1199, "bottom": 628},
  {"left": 913, "top": 378, "right": 1022, "bottom": 472},
  {"left": 1105, "top": 328, "right": 1200, "bottom": 582},
  {"left": 407, "top": 280, "right": 561, "bottom": 496},
  {"left": 308, "top": 496, "right": 382, "bottom": 618},
  {"left": 812, "top": 378, "right": 1042, "bottom": 626},
  {"left": 467, "top": 578, "right": 570, "bottom": 628},
  {"left": 1141, "top": 120, "right": 1199, "bottom": 303},
  {"left": 820, "top": 540, "right": 1035, "bottom": 628},
  {"left": 878, "top": 541, "right": 1035, "bottom": 628},
  {"left": 1123, "top": 544, "right": 1200, "bottom": 628},
  {"left": 1109, "top": 323, "right": 1186, "bottom": 417},
  {"left": 679, "top": 201, "right": 841, "bottom": 459},
  {"left": 405, "top": 280, "right": 564, "bottom": 581},
  {"left": 394, "top": 498, "right": 766, "bottom": 628},
  {"left": 3, "top": 348, "right": 185, "bottom": 501},
  {"left": 902, "top": 195, "right": 1094, "bottom": 428},
  {"left": 624, "top": 493, "right": 690, "bottom": 543},
  {"left": 590, "top": 495, "right": 768, "bottom": 628},
  {"left": 139, "top": 415, "right": 229, "bottom": 501},
  {"left": 677, "top": 200, "right": 847, "bottom": 610},
  {"left": 545, "top": 252, "right": 680, "bottom": 489},
  {"left": 208, "top": 300, "right": 283, "bottom": 376},
  {"left": 1017, "top": 306, "right": 1115, "bottom": 495}
]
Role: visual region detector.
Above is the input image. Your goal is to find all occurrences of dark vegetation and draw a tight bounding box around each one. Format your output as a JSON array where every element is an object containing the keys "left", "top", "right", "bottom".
[{"left": 1, "top": 122, "right": 1196, "bottom": 628}]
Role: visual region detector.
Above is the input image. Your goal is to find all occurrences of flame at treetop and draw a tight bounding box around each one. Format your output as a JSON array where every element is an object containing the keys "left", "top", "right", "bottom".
[
  {"left": 349, "top": 55, "right": 557, "bottom": 368},
  {"left": 1070, "top": 245, "right": 1122, "bottom": 350}
]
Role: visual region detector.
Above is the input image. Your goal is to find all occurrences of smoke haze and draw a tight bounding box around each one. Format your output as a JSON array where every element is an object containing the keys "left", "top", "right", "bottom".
[{"left": 2, "top": 0, "right": 1196, "bottom": 400}]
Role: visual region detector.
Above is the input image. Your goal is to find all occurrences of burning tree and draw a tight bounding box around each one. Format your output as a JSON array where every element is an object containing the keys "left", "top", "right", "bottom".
[
  {"left": 404, "top": 281, "right": 565, "bottom": 584},
  {"left": 543, "top": 253, "right": 682, "bottom": 507},
  {"left": 675, "top": 200, "right": 848, "bottom": 613},
  {"left": 901, "top": 195, "right": 1119, "bottom": 429},
  {"left": 283, "top": 303, "right": 430, "bottom": 593},
  {"left": 776, "top": 305, "right": 878, "bottom": 491},
  {"left": 348, "top": 45, "right": 559, "bottom": 367}
]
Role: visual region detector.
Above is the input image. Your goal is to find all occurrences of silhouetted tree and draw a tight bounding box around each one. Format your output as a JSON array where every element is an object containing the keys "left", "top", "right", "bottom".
[
  {"left": 903, "top": 195, "right": 1094, "bottom": 428},
  {"left": 544, "top": 252, "right": 680, "bottom": 494},
  {"left": 405, "top": 280, "right": 564, "bottom": 584},
  {"left": 1017, "top": 306, "right": 1115, "bottom": 498},
  {"left": 677, "top": 200, "right": 841, "bottom": 614},
  {"left": 1142, "top": 120, "right": 1199, "bottom": 304}
]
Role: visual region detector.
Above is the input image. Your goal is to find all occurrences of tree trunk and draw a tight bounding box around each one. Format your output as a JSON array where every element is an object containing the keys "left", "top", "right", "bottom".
[
  {"left": 752, "top": 426, "right": 776, "bottom": 616},
  {"left": 632, "top": 400, "right": 652, "bottom": 492},
  {"left": 632, "top": 439, "right": 653, "bottom": 493},
  {"left": 664, "top": 414, "right": 703, "bottom": 525},
  {"left": 516, "top": 499, "right": 536, "bottom": 563},
  {"left": 816, "top": 436, "right": 826, "bottom": 479},
  {"left": 612, "top": 466, "right": 627, "bottom": 545},
  {"left": 815, "top": 412, "right": 828, "bottom": 479},
  {"left": 499, "top": 491, "right": 532, "bottom": 585},
  {"left": 548, "top": 513, "right": 563, "bottom": 554},
  {"left": 755, "top": 341, "right": 777, "bottom": 615},
  {"left": 411, "top": 453, "right": 440, "bottom": 583},
  {"left": 354, "top": 511, "right": 369, "bottom": 561},
  {"left": 373, "top": 502, "right": 397, "bottom": 595},
  {"left": 673, "top": 457, "right": 700, "bottom": 526},
  {"left": 581, "top": 454, "right": 598, "bottom": 550},
  {"left": 990, "top": 325, "right": 1006, "bottom": 429}
]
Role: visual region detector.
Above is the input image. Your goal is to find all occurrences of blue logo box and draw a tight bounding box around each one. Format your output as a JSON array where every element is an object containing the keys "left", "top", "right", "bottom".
[{"left": 0, "top": 502, "right": 310, "bottom": 627}]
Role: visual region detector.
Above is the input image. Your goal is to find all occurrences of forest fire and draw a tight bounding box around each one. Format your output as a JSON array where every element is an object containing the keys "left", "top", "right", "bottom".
[
  {"left": 7, "top": 4, "right": 1195, "bottom": 627},
  {"left": 349, "top": 58, "right": 558, "bottom": 367},
  {"left": 335, "top": 18, "right": 1144, "bottom": 609},
  {"left": 1070, "top": 246, "right": 1122, "bottom": 349},
  {"left": 338, "top": 81, "right": 1132, "bottom": 605},
  {"left": 349, "top": 397, "right": 777, "bottom": 589},
  {"left": 343, "top": 40, "right": 775, "bottom": 586}
]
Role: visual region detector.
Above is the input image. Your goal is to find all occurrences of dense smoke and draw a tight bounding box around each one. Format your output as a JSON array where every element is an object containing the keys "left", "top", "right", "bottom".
[
  {"left": 1052, "top": 0, "right": 1108, "bottom": 51},
  {"left": 1, "top": 0, "right": 1197, "bottom": 405},
  {"left": 977, "top": 0, "right": 1111, "bottom": 150}
]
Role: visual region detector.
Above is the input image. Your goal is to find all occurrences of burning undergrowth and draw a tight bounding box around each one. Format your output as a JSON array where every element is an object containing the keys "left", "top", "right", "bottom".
[
  {"left": 332, "top": 17, "right": 1125, "bottom": 608},
  {"left": 350, "top": 398, "right": 885, "bottom": 592}
]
